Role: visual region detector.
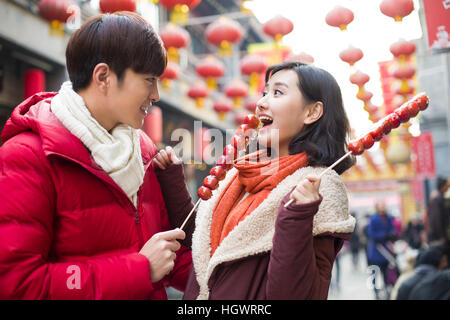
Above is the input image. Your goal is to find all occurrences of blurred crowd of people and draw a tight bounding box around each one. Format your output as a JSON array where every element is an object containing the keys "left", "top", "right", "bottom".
[{"left": 346, "top": 176, "right": 450, "bottom": 300}]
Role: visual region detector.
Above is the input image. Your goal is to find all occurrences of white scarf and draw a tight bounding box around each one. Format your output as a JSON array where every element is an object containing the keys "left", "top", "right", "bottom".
[{"left": 51, "top": 81, "right": 144, "bottom": 207}]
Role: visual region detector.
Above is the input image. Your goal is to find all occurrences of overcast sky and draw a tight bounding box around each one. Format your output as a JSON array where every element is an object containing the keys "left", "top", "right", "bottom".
[{"left": 245, "top": 0, "right": 423, "bottom": 136}]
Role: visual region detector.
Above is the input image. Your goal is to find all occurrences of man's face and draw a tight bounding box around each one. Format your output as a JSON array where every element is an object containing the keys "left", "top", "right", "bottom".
[{"left": 106, "top": 68, "right": 159, "bottom": 129}]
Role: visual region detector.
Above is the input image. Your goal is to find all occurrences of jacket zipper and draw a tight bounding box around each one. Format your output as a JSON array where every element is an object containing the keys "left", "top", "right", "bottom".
[
  {"left": 48, "top": 151, "right": 148, "bottom": 248},
  {"left": 133, "top": 200, "right": 145, "bottom": 249}
]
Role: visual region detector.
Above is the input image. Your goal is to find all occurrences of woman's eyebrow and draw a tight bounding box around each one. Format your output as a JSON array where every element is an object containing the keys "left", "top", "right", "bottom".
[{"left": 273, "top": 81, "right": 289, "bottom": 88}]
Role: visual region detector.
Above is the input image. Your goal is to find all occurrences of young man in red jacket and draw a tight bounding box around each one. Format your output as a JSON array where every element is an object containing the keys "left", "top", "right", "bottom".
[{"left": 0, "top": 12, "right": 193, "bottom": 299}]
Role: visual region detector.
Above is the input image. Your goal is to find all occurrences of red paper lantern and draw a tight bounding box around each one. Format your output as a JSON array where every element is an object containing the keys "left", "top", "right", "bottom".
[
  {"left": 349, "top": 71, "right": 370, "bottom": 86},
  {"left": 159, "top": 62, "right": 180, "bottom": 88},
  {"left": 24, "top": 69, "right": 45, "bottom": 99},
  {"left": 392, "top": 79, "right": 415, "bottom": 95},
  {"left": 339, "top": 46, "right": 364, "bottom": 66},
  {"left": 142, "top": 106, "right": 162, "bottom": 145},
  {"left": 392, "top": 64, "right": 415, "bottom": 79},
  {"left": 262, "top": 15, "right": 294, "bottom": 43},
  {"left": 245, "top": 96, "right": 259, "bottom": 113},
  {"left": 205, "top": 17, "right": 243, "bottom": 57},
  {"left": 325, "top": 6, "right": 354, "bottom": 31},
  {"left": 38, "top": 0, "right": 77, "bottom": 35},
  {"left": 285, "top": 52, "right": 315, "bottom": 64},
  {"left": 234, "top": 112, "right": 248, "bottom": 125},
  {"left": 380, "top": 0, "right": 414, "bottom": 22},
  {"left": 390, "top": 39, "right": 416, "bottom": 60},
  {"left": 99, "top": 0, "right": 136, "bottom": 13},
  {"left": 160, "top": 0, "right": 201, "bottom": 24},
  {"left": 213, "top": 97, "right": 233, "bottom": 121},
  {"left": 188, "top": 80, "right": 209, "bottom": 108},
  {"left": 195, "top": 56, "right": 225, "bottom": 90},
  {"left": 356, "top": 90, "right": 373, "bottom": 102},
  {"left": 159, "top": 23, "right": 191, "bottom": 63},
  {"left": 38, "top": 0, "right": 75, "bottom": 22},
  {"left": 224, "top": 78, "right": 249, "bottom": 108},
  {"left": 240, "top": 54, "right": 268, "bottom": 95}
]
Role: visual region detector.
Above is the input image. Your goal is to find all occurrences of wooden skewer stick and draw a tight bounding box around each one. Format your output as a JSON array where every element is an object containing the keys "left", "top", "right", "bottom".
[
  {"left": 284, "top": 151, "right": 352, "bottom": 208},
  {"left": 180, "top": 198, "right": 201, "bottom": 231}
]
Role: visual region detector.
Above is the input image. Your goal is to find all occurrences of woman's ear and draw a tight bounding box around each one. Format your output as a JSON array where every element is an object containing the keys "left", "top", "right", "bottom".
[
  {"left": 91, "top": 63, "right": 111, "bottom": 93},
  {"left": 304, "top": 101, "right": 323, "bottom": 125}
]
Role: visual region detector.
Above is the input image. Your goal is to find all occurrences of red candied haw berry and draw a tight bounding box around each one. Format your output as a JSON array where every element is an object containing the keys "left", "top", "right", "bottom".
[
  {"left": 362, "top": 134, "right": 374, "bottom": 149},
  {"left": 348, "top": 140, "right": 365, "bottom": 156},
  {"left": 394, "top": 106, "right": 411, "bottom": 123},
  {"left": 210, "top": 166, "right": 226, "bottom": 181},
  {"left": 406, "top": 101, "right": 420, "bottom": 117},
  {"left": 389, "top": 113, "right": 401, "bottom": 128},
  {"left": 197, "top": 186, "right": 213, "bottom": 200},
  {"left": 243, "top": 114, "right": 261, "bottom": 129},
  {"left": 370, "top": 126, "right": 384, "bottom": 142},
  {"left": 381, "top": 118, "right": 392, "bottom": 135},
  {"left": 203, "top": 175, "right": 219, "bottom": 190},
  {"left": 415, "top": 93, "right": 429, "bottom": 111},
  {"left": 223, "top": 144, "right": 237, "bottom": 159},
  {"left": 236, "top": 124, "right": 251, "bottom": 137},
  {"left": 230, "top": 135, "right": 245, "bottom": 150},
  {"left": 216, "top": 155, "right": 233, "bottom": 170}
]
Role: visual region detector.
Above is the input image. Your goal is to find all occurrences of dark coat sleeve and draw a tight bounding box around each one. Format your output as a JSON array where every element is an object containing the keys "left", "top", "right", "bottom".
[
  {"left": 266, "top": 189, "right": 348, "bottom": 300},
  {"left": 154, "top": 164, "right": 196, "bottom": 248}
]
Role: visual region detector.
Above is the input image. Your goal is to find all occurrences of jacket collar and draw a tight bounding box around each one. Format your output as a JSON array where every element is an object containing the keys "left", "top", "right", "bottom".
[
  {"left": 191, "top": 165, "right": 355, "bottom": 299},
  {"left": 2, "top": 93, "right": 155, "bottom": 170}
]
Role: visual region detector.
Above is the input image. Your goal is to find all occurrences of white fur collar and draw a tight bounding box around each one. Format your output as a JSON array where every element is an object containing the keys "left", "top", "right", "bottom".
[{"left": 191, "top": 166, "right": 355, "bottom": 300}]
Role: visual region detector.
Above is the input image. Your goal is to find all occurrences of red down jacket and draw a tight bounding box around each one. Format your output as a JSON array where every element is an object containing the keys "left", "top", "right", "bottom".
[{"left": 0, "top": 92, "right": 191, "bottom": 299}]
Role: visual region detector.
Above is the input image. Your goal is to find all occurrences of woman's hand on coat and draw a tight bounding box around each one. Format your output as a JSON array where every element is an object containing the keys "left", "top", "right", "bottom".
[
  {"left": 152, "top": 146, "right": 182, "bottom": 170},
  {"left": 289, "top": 175, "right": 321, "bottom": 205},
  {"left": 139, "top": 228, "right": 185, "bottom": 283}
]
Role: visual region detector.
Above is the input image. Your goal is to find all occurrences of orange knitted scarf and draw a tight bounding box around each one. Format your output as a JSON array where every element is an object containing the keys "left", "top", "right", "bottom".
[{"left": 210, "top": 150, "right": 308, "bottom": 256}]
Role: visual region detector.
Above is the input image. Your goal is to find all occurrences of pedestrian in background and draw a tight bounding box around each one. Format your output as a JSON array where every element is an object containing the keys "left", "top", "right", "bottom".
[
  {"left": 396, "top": 245, "right": 448, "bottom": 300},
  {"left": 366, "top": 201, "right": 397, "bottom": 299},
  {"left": 426, "top": 177, "right": 450, "bottom": 267},
  {"left": 403, "top": 213, "right": 426, "bottom": 250}
]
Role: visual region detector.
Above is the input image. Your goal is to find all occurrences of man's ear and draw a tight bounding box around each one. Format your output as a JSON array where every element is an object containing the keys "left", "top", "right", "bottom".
[
  {"left": 304, "top": 101, "right": 323, "bottom": 125},
  {"left": 91, "top": 63, "right": 111, "bottom": 93}
]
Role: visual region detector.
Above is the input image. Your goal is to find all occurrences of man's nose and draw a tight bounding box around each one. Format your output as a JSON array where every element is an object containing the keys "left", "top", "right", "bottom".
[{"left": 150, "top": 86, "right": 160, "bottom": 103}]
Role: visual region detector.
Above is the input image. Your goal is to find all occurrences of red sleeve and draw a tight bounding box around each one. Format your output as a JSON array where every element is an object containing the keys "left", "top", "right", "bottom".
[
  {"left": 155, "top": 164, "right": 196, "bottom": 248},
  {"left": 266, "top": 189, "right": 347, "bottom": 300},
  {"left": 0, "top": 141, "right": 155, "bottom": 299}
]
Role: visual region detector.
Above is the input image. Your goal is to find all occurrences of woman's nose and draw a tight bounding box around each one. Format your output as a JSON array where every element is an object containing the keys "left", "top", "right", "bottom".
[{"left": 256, "top": 96, "right": 268, "bottom": 112}]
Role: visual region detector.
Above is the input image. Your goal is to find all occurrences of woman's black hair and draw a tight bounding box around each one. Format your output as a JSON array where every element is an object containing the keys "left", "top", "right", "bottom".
[{"left": 265, "top": 61, "right": 355, "bottom": 175}]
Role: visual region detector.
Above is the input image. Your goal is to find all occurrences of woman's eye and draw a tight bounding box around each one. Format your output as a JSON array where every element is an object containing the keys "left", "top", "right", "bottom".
[
  {"left": 274, "top": 89, "right": 283, "bottom": 95},
  {"left": 262, "top": 91, "right": 267, "bottom": 97},
  {"left": 147, "top": 78, "right": 156, "bottom": 84}
]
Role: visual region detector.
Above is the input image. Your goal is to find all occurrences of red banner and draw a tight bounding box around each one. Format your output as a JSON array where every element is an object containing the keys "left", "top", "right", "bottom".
[
  {"left": 410, "top": 131, "right": 437, "bottom": 179},
  {"left": 411, "top": 178, "right": 425, "bottom": 203},
  {"left": 423, "top": 0, "right": 450, "bottom": 50}
]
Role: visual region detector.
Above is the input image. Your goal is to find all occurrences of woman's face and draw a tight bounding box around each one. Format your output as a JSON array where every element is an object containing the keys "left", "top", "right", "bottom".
[
  {"left": 106, "top": 68, "right": 160, "bottom": 129},
  {"left": 256, "top": 69, "right": 311, "bottom": 156}
]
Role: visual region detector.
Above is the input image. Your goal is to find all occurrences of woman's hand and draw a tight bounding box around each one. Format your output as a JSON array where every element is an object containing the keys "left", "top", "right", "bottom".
[
  {"left": 289, "top": 176, "right": 321, "bottom": 205},
  {"left": 152, "top": 146, "right": 182, "bottom": 170}
]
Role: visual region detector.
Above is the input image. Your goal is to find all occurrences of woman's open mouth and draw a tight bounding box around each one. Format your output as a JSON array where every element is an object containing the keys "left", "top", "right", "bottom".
[{"left": 259, "top": 115, "right": 273, "bottom": 131}]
